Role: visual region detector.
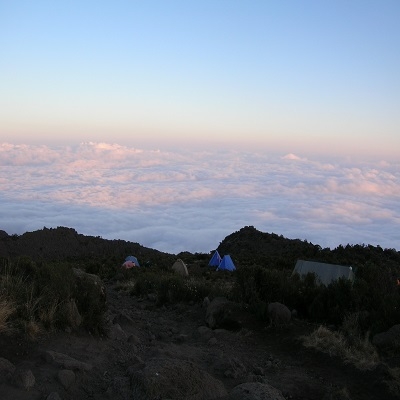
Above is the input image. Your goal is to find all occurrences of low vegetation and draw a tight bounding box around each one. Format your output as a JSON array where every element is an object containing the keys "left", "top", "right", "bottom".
[
  {"left": 1, "top": 226, "right": 400, "bottom": 373},
  {"left": 115, "top": 267, "right": 234, "bottom": 306},
  {"left": 0, "top": 257, "right": 106, "bottom": 338}
]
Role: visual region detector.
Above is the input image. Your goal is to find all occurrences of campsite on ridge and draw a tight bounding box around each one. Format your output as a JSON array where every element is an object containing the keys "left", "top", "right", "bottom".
[{"left": 1, "top": 225, "right": 400, "bottom": 399}]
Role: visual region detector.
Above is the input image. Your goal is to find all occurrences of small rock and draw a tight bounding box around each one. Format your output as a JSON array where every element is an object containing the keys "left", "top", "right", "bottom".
[
  {"left": 47, "top": 392, "right": 62, "bottom": 400},
  {"left": 14, "top": 368, "right": 35, "bottom": 390},
  {"left": 44, "top": 350, "right": 92, "bottom": 371},
  {"left": 203, "top": 297, "right": 210, "bottom": 308},
  {"left": 230, "top": 382, "right": 286, "bottom": 400},
  {"left": 109, "top": 323, "right": 128, "bottom": 341},
  {"left": 268, "top": 302, "right": 291, "bottom": 326},
  {"left": 174, "top": 334, "right": 188, "bottom": 343},
  {"left": 208, "top": 337, "right": 218, "bottom": 346},
  {"left": 127, "top": 334, "right": 140, "bottom": 344},
  {"left": 253, "top": 366, "right": 264, "bottom": 375},
  {"left": 198, "top": 326, "right": 213, "bottom": 340},
  {"left": 147, "top": 293, "right": 157, "bottom": 302},
  {"left": 224, "top": 369, "right": 234, "bottom": 378},
  {"left": 0, "top": 357, "right": 16, "bottom": 382},
  {"left": 149, "top": 333, "right": 156, "bottom": 341},
  {"left": 113, "top": 312, "right": 134, "bottom": 326},
  {"left": 58, "top": 369, "right": 75, "bottom": 389}
]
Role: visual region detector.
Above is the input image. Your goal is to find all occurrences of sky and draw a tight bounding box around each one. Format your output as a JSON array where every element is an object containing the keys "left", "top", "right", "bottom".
[{"left": 1, "top": 2, "right": 399, "bottom": 253}]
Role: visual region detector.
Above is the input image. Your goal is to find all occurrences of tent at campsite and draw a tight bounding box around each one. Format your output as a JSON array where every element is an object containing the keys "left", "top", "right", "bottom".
[
  {"left": 217, "top": 255, "right": 236, "bottom": 272},
  {"left": 122, "top": 255, "right": 140, "bottom": 269},
  {"left": 208, "top": 250, "right": 222, "bottom": 267},
  {"left": 172, "top": 259, "right": 189, "bottom": 276},
  {"left": 122, "top": 261, "right": 136, "bottom": 269},
  {"left": 292, "top": 260, "right": 354, "bottom": 286}
]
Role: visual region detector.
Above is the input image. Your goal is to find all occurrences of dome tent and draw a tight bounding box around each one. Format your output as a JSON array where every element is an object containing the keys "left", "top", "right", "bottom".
[
  {"left": 172, "top": 259, "right": 189, "bottom": 276},
  {"left": 122, "top": 255, "right": 140, "bottom": 269}
]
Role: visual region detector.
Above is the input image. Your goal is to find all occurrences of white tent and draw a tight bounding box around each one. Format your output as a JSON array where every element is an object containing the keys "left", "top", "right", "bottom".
[
  {"left": 293, "top": 260, "right": 354, "bottom": 286},
  {"left": 172, "top": 259, "right": 189, "bottom": 276}
]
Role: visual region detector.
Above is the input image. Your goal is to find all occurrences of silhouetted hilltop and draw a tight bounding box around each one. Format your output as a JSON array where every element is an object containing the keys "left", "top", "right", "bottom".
[
  {"left": 0, "top": 226, "right": 175, "bottom": 266},
  {"left": 217, "top": 226, "right": 318, "bottom": 267},
  {"left": 217, "top": 225, "right": 400, "bottom": 270},
  {"left": 1, "top": 225, "right": 399, "bottom": 271}
]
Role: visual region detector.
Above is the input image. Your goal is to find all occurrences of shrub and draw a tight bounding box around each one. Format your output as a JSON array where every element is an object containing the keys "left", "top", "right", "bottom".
[
  {"left": 124, "top": 269, "right": 228, "bottom": 305},
  {"left": 0, "top": 260, "right": 103, "bottom": 336}
]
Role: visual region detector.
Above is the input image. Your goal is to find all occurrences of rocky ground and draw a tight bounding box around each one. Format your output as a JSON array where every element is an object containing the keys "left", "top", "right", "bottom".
[{"left": 0, "top": 279, "right": 399, "bottom": 400}]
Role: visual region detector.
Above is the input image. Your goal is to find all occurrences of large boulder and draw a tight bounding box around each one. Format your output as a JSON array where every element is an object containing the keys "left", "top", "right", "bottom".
[
  {"left": 72, "top": 268, "right": 106, "bottom": 302},
  {"left": 129, "top": 358, "right": 227, "bottom": 400},
  {"left": 267, "top": 302, "right": 291, "bottom": 327},
  {"left": 72, "top": 268, "right": 107, "bottom": 331},
  {"left": 229, "top": 382, "right": 286, "bottom": 400},
  {"left": 372, "top": 324, "right": 400, "bottom": 350},
  {"left": 205, "top": 297, "right": 242, "bottom": 330}
]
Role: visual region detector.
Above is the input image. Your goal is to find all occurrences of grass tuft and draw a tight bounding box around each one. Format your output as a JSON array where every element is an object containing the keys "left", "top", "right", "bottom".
[
  {"left": 302, "top": 325, "right": 380, "bottom": 370},
  {"left": 0, "top": 296, "right": 16, "bottom": 333}
]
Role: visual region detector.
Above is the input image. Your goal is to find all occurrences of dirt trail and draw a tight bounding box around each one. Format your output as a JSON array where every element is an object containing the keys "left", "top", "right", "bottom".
[{"left": 0, "top": 281, "right": 397, "bottom": 400}]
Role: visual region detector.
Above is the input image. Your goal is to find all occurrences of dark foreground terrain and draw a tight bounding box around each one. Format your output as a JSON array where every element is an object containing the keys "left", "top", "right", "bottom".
[{"left": 1, "top": 278, "right": 399, "bottom": 400}]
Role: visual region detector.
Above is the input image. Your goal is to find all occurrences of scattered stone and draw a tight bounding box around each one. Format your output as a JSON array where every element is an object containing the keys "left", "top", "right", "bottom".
[
  {"left": 127, "top": 334, "right": 140, "bottom": 344},
  {"left": 147, "top": 293, "right": 157, "bottom": 302},
  {"left": 214, "top": 357, "right": 247, "bottom": 380},
  {"left": 373, "top": 324, "right": 400, "bottom": 350},
  {"left": 203, "top": 297, "right": 210, "bottom": 308},
  {"left": 13, "top": 368, "right": 35, "bottom": 390},
  {"left": 208, "top": 337, "right": 218, "bottom": 346},
  {"left": 58, "top": 369, "right": 75, "bottom": 389},
  {"left": 253, "top": 366, "right": 264, "bottom": 376},
  {"left": 198, "top": 326, "right": 213, "bottom": 340},
  {"left": 170, "top": 326, "right": 179, "bottom": 334},
  {"left": 113, "top": 312, "right": 134, "bottom": 327},
  {"left": 322, "top": 386, "right": 352, "bottom": 400},
  {"left": 0, "top": 357, "right": 15, "bottom": 382},
  {"left": 46, "top": 392, "right": 62, "bottom": 400},
  {"left": 130, "top": 358, "right": 227, "bottom": 399},
  {"left": 230, "top": 382, "right": 286, "bottom": 400},
  {"left": 109, "top": 323, "right": 128, "bottom": 341},
  {"left": 65, "top": 299, "right": 82, "bottom": 329},
  {"left": 106, "top": 376, "right": 131, "bottom": 399},
  {"left": 44, "top": 350, "right": 92, "bottom": 371},
  {"left": 205, "top": 297, "right": 242, "bottom": 330}
]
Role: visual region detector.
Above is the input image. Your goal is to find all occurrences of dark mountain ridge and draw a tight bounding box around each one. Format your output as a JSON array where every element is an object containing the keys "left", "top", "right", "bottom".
[
  {"left": 1, "top": 225, "right": 399, "bottom": 271},
  {"left": 218, "top": 225, "right": 400, "bottom": 270},
  {"left": 0, "top": 226, "right": 175, "bottom": 266}
]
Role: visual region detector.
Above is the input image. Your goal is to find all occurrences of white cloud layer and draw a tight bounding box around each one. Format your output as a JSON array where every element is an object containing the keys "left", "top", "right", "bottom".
[{"left": 1, "top": 142, "right": 399, "bottom": 254}]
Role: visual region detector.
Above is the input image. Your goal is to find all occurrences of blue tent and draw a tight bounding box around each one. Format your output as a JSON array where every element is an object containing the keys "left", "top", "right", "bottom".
[
  {"left": 217, "top": 255, "right": 236, "bottom": 272},
  {"left": 125, "top": 255, "right": 140, "bottom": 267},
  {"left": 208, "top": 250, "right": 222, "bottom": 267}
]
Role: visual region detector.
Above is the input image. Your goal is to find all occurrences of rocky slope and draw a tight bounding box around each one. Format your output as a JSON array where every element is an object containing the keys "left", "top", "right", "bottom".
[{"left": 1, "top": 278, "right": 399, "bottom": 400}]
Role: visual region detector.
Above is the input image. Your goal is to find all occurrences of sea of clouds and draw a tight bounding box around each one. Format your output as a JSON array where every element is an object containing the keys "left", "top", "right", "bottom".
[{"left": 1, "top": 142, "right": 399, "bottom": 254}]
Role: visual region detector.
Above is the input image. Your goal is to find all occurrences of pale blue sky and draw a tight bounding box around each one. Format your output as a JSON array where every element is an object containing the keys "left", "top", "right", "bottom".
[{"left": 1, "top": 1, "right": 399, "bottom": 157}]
